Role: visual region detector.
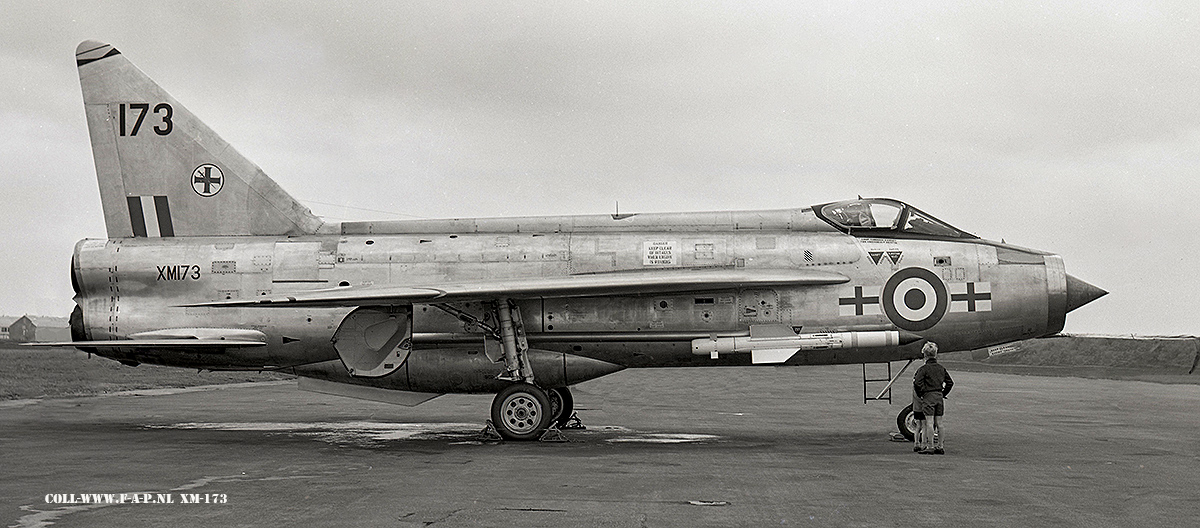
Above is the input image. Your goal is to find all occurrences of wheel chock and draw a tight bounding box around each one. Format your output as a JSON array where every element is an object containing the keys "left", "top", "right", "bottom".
[
  {"left": 539, "top": 425, "right": 569, "bottom": 443},
  {"left": 561, "top": 412, "right": 586, "bottom": 430},
  {"left": 477, "top": 420, "right": 504, "bottom": 442}
]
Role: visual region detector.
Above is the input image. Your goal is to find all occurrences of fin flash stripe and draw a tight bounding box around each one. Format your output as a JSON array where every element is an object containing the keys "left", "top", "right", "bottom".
[{"left": 127, "top": 196, "right": 173, "bottom": 238}]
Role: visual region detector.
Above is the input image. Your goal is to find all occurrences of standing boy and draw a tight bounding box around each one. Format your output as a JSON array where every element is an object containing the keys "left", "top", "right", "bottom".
[{"left": 914, "top": 342, "right": 953, "bottom": 455}]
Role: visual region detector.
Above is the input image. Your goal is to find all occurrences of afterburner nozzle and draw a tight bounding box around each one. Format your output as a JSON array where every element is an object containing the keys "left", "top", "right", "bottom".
[{"left": 1065, "top": 274, "right": 1107, "bottom": 313}]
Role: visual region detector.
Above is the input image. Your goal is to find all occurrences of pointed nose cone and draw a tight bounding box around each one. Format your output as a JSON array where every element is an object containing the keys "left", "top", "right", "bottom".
[
  {"left": 897, "top": 331, "right": 924, "bottom": 346},
  {"left": 1065, "top": 274, "right": 1107, "bottom": 313}
]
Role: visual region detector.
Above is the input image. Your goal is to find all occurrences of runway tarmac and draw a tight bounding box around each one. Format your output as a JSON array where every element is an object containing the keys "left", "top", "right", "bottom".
[{"left": 2, "top": 365, "right": 1198, "bottom": 527}]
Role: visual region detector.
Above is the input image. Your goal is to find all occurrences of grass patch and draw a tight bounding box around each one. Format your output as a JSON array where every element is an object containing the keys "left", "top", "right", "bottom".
[
  {"left": 940, "top": 361, "right": 1200, "bottom": 385},
  {"left": 0, "top": 343, "right": 291, "bottom": 400},
  {"left": 941, "top": 335, "right": 1200, "bottom": 384}
]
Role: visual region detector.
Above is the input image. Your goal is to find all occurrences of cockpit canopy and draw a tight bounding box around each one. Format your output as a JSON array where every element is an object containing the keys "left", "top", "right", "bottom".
[{"left": 814, "top": 198, "right": 976, "bottom": 239}]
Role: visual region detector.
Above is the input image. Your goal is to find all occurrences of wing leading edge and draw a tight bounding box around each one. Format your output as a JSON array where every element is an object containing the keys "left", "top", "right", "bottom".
[{"left": 185, "top": 268, "right": 850, "bottom": 308}]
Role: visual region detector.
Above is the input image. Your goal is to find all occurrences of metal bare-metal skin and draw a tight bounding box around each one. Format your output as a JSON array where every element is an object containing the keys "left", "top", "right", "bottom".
[
  {"left": 70, "top": 214, "right": 1093, "bottom": 375},
  {"left": 61, "top": 40, "right": 1107, "bottom": 406}
]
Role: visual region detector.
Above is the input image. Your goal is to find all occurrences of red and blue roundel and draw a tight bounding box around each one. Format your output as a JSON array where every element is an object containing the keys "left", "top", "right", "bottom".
[{"left": 882, "top": 267, "right": 948, "bottom": 332}]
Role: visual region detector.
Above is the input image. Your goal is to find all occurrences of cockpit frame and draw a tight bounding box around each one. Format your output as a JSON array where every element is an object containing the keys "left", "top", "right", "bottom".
[{"left": 813, "top": 198, "right": 978, "bottom": 240}]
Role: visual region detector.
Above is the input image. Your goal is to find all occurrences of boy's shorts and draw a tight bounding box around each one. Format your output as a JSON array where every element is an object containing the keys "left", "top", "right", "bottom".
[{"left": 919, "top": 392, "right": 944, "bottom": 417}]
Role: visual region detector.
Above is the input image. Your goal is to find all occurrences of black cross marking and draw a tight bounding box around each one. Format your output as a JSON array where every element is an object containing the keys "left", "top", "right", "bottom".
[
  {"left": 839, "top": 286, "right": 879, "bottom": 316},
  {"left": 194, "top": 166, "right": 222, "bottom": 194},
  {"left": 952, "top": 282, "right": 991, "bottom": 312}
]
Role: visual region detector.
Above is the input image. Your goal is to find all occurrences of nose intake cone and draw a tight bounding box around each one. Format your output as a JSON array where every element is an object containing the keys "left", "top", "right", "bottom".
[{"left": 1065, "top": 274, "right": 1107, "bottom": 313}]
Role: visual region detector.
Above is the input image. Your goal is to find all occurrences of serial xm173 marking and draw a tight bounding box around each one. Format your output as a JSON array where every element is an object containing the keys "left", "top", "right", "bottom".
[
  {"left": 117, "top": 102, "right": 173, "bottom": 136},
  {"left": 157, "top": 264, "right": 200, "bottom": 281}
]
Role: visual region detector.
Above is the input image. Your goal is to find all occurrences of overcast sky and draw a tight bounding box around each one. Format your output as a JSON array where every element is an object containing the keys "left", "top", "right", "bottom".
[{"left": 1, "top": 1, "right": 1196, "bottom": 335}]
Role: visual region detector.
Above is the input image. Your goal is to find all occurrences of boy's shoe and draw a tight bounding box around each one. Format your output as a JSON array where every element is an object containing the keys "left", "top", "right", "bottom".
[
  {"left": 934, "top": 448, "right": 945, "bottom": 455},
  {"left": 918, "top": 449, "right": 937, "bottom": 455}
]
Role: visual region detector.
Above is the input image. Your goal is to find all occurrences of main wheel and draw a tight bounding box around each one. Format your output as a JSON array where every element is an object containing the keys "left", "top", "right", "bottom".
[
  {"left": 546, "top": 387, "right": 575, "bottom": 428},
  {"left": 491, "top": 383, "right": 552, "bottom": 441},
  {"left": 897, "top": 404, "right": 918, "bottom": 441}
]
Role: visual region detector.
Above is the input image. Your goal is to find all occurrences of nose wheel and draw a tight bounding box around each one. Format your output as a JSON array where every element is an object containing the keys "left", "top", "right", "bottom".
[
  {"left": 490, "top": 383, "right": 553, "bottom": 441},
  {"left": 897, "top": 404, "right": 918, "bottom": 441}
]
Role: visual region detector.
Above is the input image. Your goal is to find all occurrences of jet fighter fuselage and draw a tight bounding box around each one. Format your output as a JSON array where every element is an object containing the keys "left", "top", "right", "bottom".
[{"left": 70, "top": 201, "right": 1100, "bottom": 382}]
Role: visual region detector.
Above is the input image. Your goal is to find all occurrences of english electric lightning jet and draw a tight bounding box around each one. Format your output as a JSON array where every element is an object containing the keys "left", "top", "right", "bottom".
[{"left": 49, "top": 40, "right": 1106, "bottom": 440}]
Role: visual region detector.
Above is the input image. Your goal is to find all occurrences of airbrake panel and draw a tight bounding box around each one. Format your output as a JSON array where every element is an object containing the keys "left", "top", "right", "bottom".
[{"left": 332, "top": 306, "right": 413, "bottom": 377}]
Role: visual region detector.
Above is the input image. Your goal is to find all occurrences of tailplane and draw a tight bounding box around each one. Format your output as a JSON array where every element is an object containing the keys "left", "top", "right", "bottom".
[{"left": 76, "top": 40, "right": 324, "bottom": 238}]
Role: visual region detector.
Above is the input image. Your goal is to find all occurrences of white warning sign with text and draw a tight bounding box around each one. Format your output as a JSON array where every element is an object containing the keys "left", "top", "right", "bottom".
[{"left": 642, "top": 240, "right": 678, "bottom": 266}]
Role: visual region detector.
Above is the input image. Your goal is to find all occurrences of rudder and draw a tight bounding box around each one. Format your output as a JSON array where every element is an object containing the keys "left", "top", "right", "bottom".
[{"left": 76, "top": 40, "right": 324, "bottom": 238}]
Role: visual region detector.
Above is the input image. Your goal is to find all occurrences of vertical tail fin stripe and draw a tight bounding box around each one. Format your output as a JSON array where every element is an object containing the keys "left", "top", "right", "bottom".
[
  {"left": 139, "top": 196, "right": 160, "bottom": 237},
  {"left": 126, "top": 196, "right": 147, "bottom": 237},
  {"left": 154, "top": 196, "right": 174, "bottom": 237}
]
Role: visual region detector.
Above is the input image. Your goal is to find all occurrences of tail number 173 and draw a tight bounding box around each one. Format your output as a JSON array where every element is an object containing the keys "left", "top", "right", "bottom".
[{"left": 118, "top": 103, "right": 173, "bottom": 136}]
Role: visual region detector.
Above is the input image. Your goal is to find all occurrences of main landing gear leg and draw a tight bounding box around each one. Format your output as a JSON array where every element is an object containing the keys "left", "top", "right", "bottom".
[
  {"left": 485, "top": 300, "right": 559, "bottom": 440},
  {"left": 493, "top": 299, "right": 534, "bottom": 384},
  {"left": 436, "top": 302, "right": 561, "bottom": 441}
]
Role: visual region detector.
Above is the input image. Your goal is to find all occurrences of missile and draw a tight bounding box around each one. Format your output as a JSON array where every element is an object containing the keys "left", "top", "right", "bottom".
[{"left": 691, "top": 325, "right": 922, "bottom": 364}]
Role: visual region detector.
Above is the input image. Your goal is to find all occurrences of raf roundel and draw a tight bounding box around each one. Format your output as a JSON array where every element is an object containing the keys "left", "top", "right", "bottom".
[
  {"left": 881, "top": 267, "right": 949, "bottom": 332},
  {"left": 191, "top": 164, "right": 224, "bottom": 197}
]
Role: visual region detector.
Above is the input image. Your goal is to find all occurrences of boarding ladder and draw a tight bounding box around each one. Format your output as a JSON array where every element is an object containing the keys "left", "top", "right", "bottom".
[{"left": 862, "top": 360, "right": 915, "bottom": 404}]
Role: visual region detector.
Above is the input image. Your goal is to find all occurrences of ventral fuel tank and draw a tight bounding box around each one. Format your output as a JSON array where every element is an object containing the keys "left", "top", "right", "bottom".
[{"left": 291, "top": 347, "right": 625, "bottom": 394}]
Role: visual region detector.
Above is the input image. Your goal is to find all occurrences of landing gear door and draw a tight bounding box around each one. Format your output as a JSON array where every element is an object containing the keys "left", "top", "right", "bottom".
[{"left": 333, "top": 306, "right": 413, "bottom": 378}]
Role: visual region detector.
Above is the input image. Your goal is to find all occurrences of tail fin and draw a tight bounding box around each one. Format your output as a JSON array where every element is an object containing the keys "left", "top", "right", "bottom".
[{"left": 76, "top": 40, "right": 324, "bottom": 238}]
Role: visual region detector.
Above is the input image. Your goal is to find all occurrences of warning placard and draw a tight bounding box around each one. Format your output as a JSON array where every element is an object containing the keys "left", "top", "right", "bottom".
[{"left": 643, "top": 240, "right": 678, "bottom": 266}]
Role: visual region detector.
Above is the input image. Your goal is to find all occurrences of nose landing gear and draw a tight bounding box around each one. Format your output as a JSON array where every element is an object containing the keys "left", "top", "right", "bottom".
[{"left": 897, "top": 404, "right": 918, "bottom": 441}]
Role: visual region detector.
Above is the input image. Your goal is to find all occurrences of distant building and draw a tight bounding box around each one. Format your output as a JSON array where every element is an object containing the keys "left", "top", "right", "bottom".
[
  {"left": 1, "top": 316, "right": 17, "bottom": 341},
  {"left": 0, "top": 315, "right": 72, "bottom": 343},
  {"left": 8, "top": 316, "right": 35, "bottom": 342}
]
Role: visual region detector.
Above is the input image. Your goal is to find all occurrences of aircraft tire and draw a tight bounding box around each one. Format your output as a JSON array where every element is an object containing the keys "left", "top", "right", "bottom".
[
  {"left": 547, "top": 387, "right": 574, "bottom": 428},
  {"left": 897, "top": 404, "right": 917, "bottom": 441},
  {"left": 491, "top": 383, "right": 552, "bottom": 441}
]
